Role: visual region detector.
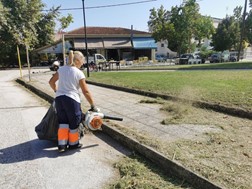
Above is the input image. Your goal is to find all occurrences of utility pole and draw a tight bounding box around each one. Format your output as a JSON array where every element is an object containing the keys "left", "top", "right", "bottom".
[
  {"left": 82, "top": 0, "right": 89, "bottom": 77},
  {"left": 26, "top": 44, "right": 31, "bottom": 81},
  {"left": 237, "top": 0, "right": 247, "bottom": 61},
  {"left": 26, "top": 0, "right": 31, "bottom": 81}
]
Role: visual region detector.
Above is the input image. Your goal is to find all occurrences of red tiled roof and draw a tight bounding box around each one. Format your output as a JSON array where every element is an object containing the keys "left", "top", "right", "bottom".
[{"left": 67, "top": 26, "right": 150, "bottom": 35}]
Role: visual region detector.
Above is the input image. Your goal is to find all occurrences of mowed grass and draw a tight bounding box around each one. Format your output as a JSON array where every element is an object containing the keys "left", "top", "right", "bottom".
[
  {"left": 84, "top": 64, "right": 252, "bottom": 189},
  {"left": 87, "top": 70, "right": 252, "bottom": 111},
  {"left": 122, "top": 61, "right": 252, "bottom": 70}
]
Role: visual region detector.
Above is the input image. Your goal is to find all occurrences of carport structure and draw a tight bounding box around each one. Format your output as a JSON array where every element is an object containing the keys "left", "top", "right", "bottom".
[{"left": 33, "top": 26, "right": 157, "bottom": 65}]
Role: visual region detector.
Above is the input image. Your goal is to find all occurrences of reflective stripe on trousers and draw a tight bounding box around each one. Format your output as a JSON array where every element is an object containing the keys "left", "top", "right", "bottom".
[
  {"left": 69, "top": 129, "right": 79, "bottom": 146},
  {"left": 58, "top": 123, "right": 69, "bottom": 145}
]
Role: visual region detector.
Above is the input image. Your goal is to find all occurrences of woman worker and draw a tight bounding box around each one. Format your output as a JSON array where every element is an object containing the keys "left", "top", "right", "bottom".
[{"left": 49, "top": 50, "right": 97, "bottom": 152}]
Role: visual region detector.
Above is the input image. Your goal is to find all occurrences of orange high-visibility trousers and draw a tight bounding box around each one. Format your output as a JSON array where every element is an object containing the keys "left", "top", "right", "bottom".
[
  {"left": 58, "top": 124, "right": 69, "bottom": 145},
  {"left": 55, "top": 95, "right": 82, "bottom": 146},
  {"left": 69, "top": 129, "right": 79, "bottom": 146}
]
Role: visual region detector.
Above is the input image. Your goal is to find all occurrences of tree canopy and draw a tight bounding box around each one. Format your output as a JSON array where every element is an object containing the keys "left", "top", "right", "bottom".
[
  {"left": 148, "top": 0, "right": 215, "bottom": 55},
  {"left": 0, "top": 0, "right": 73, "bottom": 66},
  {"left": 211, "top": 16, "right": 241, "bottom": 51},
  {"left": 148, "top": 0, "right": 252, "bottom": 55}
]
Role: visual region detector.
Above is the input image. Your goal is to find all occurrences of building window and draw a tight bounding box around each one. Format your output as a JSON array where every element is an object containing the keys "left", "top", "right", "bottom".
[{"left": 161, "top": 43, "right": 164, "bottom": 47}]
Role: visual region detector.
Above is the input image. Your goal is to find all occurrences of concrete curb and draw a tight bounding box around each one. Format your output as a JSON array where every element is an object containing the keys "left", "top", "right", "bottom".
[
  {"left": 86, "top": 80, "right": 252, "bottom": 120},
  {"left": 16, "top": 78, "right": 225, "bottom": 189},
  {"left": 101, "top": 125, "right": 224, "bottom": 189}
]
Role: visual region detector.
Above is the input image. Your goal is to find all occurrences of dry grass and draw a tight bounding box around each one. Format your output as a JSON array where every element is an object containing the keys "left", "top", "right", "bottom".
[
  {"left": 139, "top": 97, "right": 165, "bottom": 104},
  {"left": 106, "top": 154, "right": 193, "bottom": 189},
  {"left": 106, "top": 99, "right": 252, "bottom": 189}
]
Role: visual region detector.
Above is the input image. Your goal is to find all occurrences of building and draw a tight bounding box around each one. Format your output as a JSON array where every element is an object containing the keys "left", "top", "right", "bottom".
[
  {"left": 156, "top": 40, "right": 177, "bottom": 58},
  {"left": 33, "top": 26, "right": 157, "bottom": 65}
]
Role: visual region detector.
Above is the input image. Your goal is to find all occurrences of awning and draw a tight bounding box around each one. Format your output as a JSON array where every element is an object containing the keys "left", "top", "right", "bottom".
[
  {"left": 132, "top": 37, "right": 157, "bottom": 49},
  {"left": 103, "top": 38, "right": 132, "bottom": 48},
  {"left": 74, "top": 38, "right": 103, "bottom": 49}
]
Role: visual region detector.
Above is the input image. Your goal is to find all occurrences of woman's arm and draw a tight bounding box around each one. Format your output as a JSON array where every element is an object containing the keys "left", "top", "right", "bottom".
[
  {"left": 49, "top": 72, "right": 59, "bottom": 92},
  {"left": 79, "top": 78, "right": 95, "bottom": 107}
]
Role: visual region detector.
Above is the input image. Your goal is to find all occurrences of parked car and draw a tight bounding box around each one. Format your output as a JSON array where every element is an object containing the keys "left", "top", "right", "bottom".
[
  {"left": 209, "top": 53, "right": 222, "bottom": 63},
  {"left": 125, "top": 58, "right": 133, "bottom": 65},
  {"left": 155, "top": 54, "right": 167, "bottom": 62},
  {"left": 39, "top": 61, "right": 49, "bottom": 66},
  {"left": 179, "top": 54, "right": 202, "bottom": 64},
  {"left": 221, "top": 53, "right": 230, "bottom": 62},
  {"left": 172, "top": 56, "right": 180, "bottom": 65},
  {"left": 195, "top": 53, "right": 205, "bottom": 63},
  {"left": 229, "top": 55, "right": 237, "bottom": 62}
]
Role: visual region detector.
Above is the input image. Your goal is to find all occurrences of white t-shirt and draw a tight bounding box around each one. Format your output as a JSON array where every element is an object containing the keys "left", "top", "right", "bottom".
[{"left": 56, "top": 65, "right": 85, "bottom": 103}]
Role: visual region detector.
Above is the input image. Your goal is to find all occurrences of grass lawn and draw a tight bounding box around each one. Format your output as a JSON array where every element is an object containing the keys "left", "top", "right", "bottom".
[
  {"left": 87, "top": 70, "right": 252, "bottom": 111},
  {"left": 84, "top": 64, "right": 252, "bottom": 189},
  {"left": 121, "top": 61, "right": 252, "bottom": 70}
]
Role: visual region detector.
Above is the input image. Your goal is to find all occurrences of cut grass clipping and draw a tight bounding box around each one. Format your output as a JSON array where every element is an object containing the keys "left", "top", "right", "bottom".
[
  {"left": 160, "top": 103, "right": 190, "bottom": 124},
  {"left": 106, "top": 154, "right": 192, "bottom": 189}
]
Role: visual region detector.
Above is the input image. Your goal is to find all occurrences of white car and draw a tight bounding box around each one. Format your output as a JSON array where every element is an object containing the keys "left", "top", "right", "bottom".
[
  {"left": 179, "top": 54, "right": 202, "bottom": 64},
  {"left": 155, "top": 55, "right": 167, "bottom": 62},
  {"left": 124, "top": 59, "right": 133, "bottom": 65}
]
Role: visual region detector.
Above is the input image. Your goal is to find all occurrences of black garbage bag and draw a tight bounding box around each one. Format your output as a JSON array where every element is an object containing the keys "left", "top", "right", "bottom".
[
  {"left": 35, "top": 102, "right": 85, "bottom": 141},
  {"left": 35, "top": 102, "right": 58, "bottom": 141}
]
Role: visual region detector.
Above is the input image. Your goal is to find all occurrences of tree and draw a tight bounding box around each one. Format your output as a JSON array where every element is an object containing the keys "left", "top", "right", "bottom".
[
  {"left": 245, "top": 10, "right": 252, "bottom": 44},
  {"left": 211, "top": 16, "right": 241, "bottom": 51},
  {"left": 148, "top": 0, "right": 215, "bottom": 55},
  {"left": 1, "top": 0, "right": 44, "bottom": 46},
  {"left": 35, "top": 6, "right": 60, "bottom": 48},
  {"left": 244, "top": 2, "right": 252, "bottom": 44},
  {"left": 58, "top": 14, "right": 74, "bottom": 32},
  {"left": 0, "top": 0, "right": 43, "bottom": 65},
  {"left": 194, "top": 16, "right": 215, "bottom": 47},
  {"left": 0, "top": 0, "right": 61, "bottom": 65},
  {"left": 148, "top": 5, "right": 175, "bottom": 55}
]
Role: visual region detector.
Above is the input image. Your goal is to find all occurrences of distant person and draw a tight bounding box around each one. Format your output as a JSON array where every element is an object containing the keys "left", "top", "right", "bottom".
[{"left": 49, "top": 50, "right": 98, "bottom": 152}]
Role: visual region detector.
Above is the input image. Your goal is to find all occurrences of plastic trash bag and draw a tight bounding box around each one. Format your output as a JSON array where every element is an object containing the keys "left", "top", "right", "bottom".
[
  {"left": 35, "top": 101, "right": 58, "bottom": 141},
  {"left": 35, "top": 102, "right": 85, "bottom": 141}
]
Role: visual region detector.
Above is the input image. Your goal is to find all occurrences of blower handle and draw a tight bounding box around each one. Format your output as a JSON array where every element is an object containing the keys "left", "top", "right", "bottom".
[{"left": 103, "top": 115, "right": 123, "bottom": 121}]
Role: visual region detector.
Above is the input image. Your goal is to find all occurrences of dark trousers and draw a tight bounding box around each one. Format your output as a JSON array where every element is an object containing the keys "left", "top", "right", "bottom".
[{"left": 55, "top": 95, "right": 82, "bottom": 130}]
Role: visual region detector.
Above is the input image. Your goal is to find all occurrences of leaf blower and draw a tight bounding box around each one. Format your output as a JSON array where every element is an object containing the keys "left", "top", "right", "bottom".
[{"left": 82, "top": 110, "right": 123, "bottom": 131}]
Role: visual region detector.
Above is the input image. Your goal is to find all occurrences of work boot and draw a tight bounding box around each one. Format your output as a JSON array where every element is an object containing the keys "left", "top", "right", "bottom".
[
  {"left": 58, "top": 145, "right": 67, "bottom": 153},
  {"left": 68, "top": 143, "right": 83, "bottom": 150}
]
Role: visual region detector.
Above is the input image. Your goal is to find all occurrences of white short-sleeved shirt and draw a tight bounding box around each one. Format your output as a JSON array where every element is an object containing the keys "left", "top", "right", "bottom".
[{"left": 55, "top": 65, "right": 85, "bottom": 103}]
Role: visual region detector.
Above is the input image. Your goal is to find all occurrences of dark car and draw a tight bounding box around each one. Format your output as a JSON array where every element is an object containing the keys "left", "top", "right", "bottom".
[
  {"left": 229, "top": 55, "right": 237, "bottom": 62},
  {"left": 195, "top": 53, "right": 205, "bottom": 63},
  {"left": 210, "top": 54, "right": 221, "bottom": 63},
  {"left": 179, "top": 54, "right": 193, "bottom": 64},
  {"left": 39, "top": 61, "right": 49, "bottom": 66}
]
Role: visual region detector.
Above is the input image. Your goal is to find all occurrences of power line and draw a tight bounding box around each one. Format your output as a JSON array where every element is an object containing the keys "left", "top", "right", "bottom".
[{"left": 43, "top": 0, "right": 157, "bottom": 11}]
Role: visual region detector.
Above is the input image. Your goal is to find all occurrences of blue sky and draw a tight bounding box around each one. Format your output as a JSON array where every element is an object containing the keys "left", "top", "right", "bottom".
[{"left": 42, "top": 0, "right": 247, "bottom": 32}]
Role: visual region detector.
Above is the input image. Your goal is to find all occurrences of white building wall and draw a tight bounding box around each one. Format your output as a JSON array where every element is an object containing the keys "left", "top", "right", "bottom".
[
  {"left": 243, "top": 47, "right": 252, "bottom": 60},
  {"left": 156, "top": 40, "right": 177, "bottom": 58}
]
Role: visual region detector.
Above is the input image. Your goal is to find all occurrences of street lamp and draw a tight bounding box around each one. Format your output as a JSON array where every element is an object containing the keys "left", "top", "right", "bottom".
[{"left": 82, "top": 0, "right": 89, "bottom": 77}]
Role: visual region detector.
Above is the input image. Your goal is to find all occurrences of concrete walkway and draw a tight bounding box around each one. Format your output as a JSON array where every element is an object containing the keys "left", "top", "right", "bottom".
[
  {"left": 0, "top": 69, "right": 130, "bottom": 189},
  {"left": 24, "top": 69, "right": 219, "bottom": 144}
]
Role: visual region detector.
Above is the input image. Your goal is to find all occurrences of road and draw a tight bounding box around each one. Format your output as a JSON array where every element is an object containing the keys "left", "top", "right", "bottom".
[{"left": 0, "top": 69, "right": 129, "bottom": 189}]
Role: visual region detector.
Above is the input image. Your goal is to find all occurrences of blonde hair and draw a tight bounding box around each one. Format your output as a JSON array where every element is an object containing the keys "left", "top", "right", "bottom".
[{"left": 68, "top": 50, "right": 85, "bottom": 66}]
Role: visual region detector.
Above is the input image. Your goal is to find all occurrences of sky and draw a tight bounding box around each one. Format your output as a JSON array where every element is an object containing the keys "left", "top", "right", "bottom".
[{"left": 42, "top": 0, "right": 248, "bottom": 32}]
